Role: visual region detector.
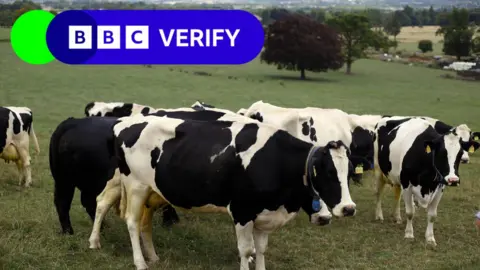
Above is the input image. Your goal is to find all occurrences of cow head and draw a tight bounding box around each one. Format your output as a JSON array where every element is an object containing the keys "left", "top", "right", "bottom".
[
  {"left": 306, "top": 140, "right": 356, "bottom": 219},
  {"left": 472, "top": 132, "right": 480, "bottom": 141},
  {"left": 84, "top": 102, "right": 95, "bottom": 116},
  {"left": 191, "top": 100, "right": 215, "bottom": 111},
  {"left": 424, "top": 132, "right": 480, "bottom": 187},
  {"left": 451, "top": 124, "right": 473, "bottom": 163},
  {"left": 349, "top": 127, "right": 375, "bottom": 184}
]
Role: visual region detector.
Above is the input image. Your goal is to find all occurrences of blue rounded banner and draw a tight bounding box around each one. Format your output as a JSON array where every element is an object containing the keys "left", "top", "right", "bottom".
[{"left": 46, "top": 10, "right": 265, "bottom": 65}]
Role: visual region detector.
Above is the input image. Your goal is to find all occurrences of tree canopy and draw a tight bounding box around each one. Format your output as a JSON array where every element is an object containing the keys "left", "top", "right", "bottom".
[
  {"left": 260, "top": 13, "right": 344, "bottom": 80},
  {"left": 327, "top": 13, "right": 375, "bottom": 74}
]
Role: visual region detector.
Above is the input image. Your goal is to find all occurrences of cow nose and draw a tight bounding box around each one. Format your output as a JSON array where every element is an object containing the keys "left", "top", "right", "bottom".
[
  {"left": 447, "top": 176, "right": 459, "bottom": 186},
  {"left": 342, "top": 205, "right": 356, "bottom": 217}
]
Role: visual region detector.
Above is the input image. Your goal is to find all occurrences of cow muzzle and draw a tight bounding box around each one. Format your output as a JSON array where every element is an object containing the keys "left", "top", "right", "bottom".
[
  {"left": 445, "top": 176, "right": 460, "bottom": 186},
  {"left": 311, "top": 214, "right": 332, "bottom": 226},
  {"left": 332, "top": 203, "right": 356, "bottom": 217}
]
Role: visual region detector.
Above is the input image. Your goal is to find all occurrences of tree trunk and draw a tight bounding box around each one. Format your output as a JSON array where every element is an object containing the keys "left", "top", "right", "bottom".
[
  {"left": 300, "top": 68, "right": 306, "bottom": 80},
  {"left": 346, "top": 62, "right": 352, "bottom": 74}
]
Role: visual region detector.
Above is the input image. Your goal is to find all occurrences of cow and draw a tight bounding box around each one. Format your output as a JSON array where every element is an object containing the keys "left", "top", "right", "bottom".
[
  {"left": 373, "top": 117, "right": 480, "bottom": 246},
  {"left": 49, "top": 116, "right": 120, "bottom": 235},
  {"left": 241, "top": 100, "right": 378, "bottom": 183},
  {"left": 84, "top": 102, "right": 157, "bottom": 117},
  {"left": 87, "top": 107, "right": 317, "bottom": 250},
  {"left": 366, "top": 115, "right": 478, "bottom": 164},
  {"left": 112, "top": 114, "right": 356, "bottom": 270},
  {"left": 0, "top": 106, "right": 40, "bottom": 187},
  {"left": 190, "top": 100, "right": 215, "bottom": 110}
]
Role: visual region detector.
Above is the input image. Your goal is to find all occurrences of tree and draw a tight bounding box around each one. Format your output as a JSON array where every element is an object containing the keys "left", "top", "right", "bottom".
[
  {"left": 260, "top": 13, "right": 344, "bottom": 80},
  {"left": 383, "top": 12, "right": 401, "bottom": 46},
  {"left": 369, "top": 30, "right": 391, "bottom": 52},
  {"left": 418, "top": 40, "right": 433, "bottom": 53},
  {"left": 436, "top": 8, "right": 475, "bottom": 60},
  {"left": 327, "top": 13, "right": 375, "bottom": 74}
]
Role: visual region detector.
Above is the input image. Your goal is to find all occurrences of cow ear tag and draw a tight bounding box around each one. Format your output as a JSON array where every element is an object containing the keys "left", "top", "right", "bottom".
[
  {"left": 312, "top": 199, "right": 321, "bottom": 212},
  {"left": 425, "top": 145, "right": 431, "bottom": 154},
  {"left": 355, "top": 165, "right": 363, "bottom": 174},
  {"left": 474, "top": 136, "right": 479, "bottom": 141},
  {"left": 469, "top": 145, "right": 475, "bottom": 153}
]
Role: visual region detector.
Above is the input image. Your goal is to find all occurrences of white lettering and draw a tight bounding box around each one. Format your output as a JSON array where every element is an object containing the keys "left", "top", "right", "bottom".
[
  {"left": 176, "top": 29, "right": 189, "bottom": 47},
  {"left": 157, "top": 29, "right": 241, "bottom": 47},
  {"left": 225, "top": 29, "right": 240, "bottom": 47},
  {"left": 190, "top": 29, "right": 204, "bottom": 47},
  {"left": 212, "top": 29, "right": 224, "bottom": 47},
  {"left": 159, "top": 29, "right": 175, "bottom": 47}
]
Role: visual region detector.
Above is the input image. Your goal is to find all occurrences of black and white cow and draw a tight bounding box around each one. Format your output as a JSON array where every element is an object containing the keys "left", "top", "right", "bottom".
[
  {"left": 0, "top": 106, "right": 40, "bottom": 187},
  {"left": 49, "top": 116, "right": 120, "bottom": 234},
  {"left": 113, "top": 115, "right": 356, "bottom": 270},
  {"left": 87, "top": 107, "right": 316, "bottom": 249},
  {"left": 241, "top": 100, "right": 378, "bottom": 183},
  {"left": 373, "top": 117, "right": 480, "bottom": 246},
  {"left": 374, "top": 115, "right": 478, "bottom": 163},
  {"left": 85, "top": 102, "right": 157, "bottom": 117}
]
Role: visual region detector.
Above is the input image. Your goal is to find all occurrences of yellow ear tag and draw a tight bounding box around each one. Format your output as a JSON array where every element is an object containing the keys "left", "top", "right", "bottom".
[
  {"left": 425, "top": 145, "right": 431, "bottom": 154},
  {"left": 469, "top": 145, "right": 475, "bottom": 153},
  {"left": 313, "top": 166, "right": 317, "bottom": 177},
  {"left": 474, "top": 136, "right": 479, "bottom": 141},
  {"left": 355, "top": 165, "right": 363, "bottom": 174}
]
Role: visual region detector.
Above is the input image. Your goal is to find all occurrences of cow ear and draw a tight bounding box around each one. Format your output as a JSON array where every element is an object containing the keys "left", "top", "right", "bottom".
[
  {"left": 472, "top": 132, "right": 480, "bottom": 141},
  {"left": 461, "top": 141, "right": 480, "bottom": 153}
]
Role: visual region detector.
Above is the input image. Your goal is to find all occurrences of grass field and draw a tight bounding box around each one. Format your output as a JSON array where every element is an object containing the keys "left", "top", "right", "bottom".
[{"left": 1, "top": 36, "right": 480, "bottom": 270}]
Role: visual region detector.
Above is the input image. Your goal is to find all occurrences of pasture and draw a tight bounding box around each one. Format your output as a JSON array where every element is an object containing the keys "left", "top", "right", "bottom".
[
  {"left": 0, "top": 37, "right": 480, "bottom": 270},
  {"left": 391, "top": 26, "right": 443, "bottom": 54}
]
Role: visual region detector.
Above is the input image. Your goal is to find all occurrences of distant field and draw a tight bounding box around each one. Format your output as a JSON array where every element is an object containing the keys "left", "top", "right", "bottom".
[
  {"left": 0, "top": 27, "right": 10, "bottom": 41},
  {"left": 1, "top": 38, "right": 480, "bottom": 270}
]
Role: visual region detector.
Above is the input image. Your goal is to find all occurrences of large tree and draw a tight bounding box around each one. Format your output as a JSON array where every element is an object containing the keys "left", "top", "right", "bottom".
[
  {"left": 327, "top": 13, "right": 374, "bottom": 74},
  {"left": 260, "top": 13, "right": 344, "bottom": 80},
  {"left": 436, "top": 8, "right": 476, "bottom": 60},
  {"left": 383, "top": 12, "right": 402, "bottom": 43}
]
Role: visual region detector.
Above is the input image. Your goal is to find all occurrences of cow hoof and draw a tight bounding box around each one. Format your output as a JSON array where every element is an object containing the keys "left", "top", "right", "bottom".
[
  {"left": 426, "top": 239, "right": 437, "bottom": 248},
  {"left": 89, "top": 239, "right": 101, "bottom": 249},
  {"left": 404, "top": 233, "right": 414, "bottom": 240},
  {"left": 135, "top": 262, "right": 149, "bottom": 270},
  {"left": 395, "top": 219, "right": 402, "bottom": 224},
  {"left": 147, "top": 255, "right": 159, "bottom": 264},
  {"left": 375, "top": 216, "right": 384, "bottom": 222},
  {"left": 248, "top": 255, "right": 255, "bottom": 264}
]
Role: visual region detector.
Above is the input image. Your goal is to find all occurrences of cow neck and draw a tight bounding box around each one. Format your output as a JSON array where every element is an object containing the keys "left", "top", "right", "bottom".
[{"left": 303, "top": 146, "right": 322, "bottom": 211}]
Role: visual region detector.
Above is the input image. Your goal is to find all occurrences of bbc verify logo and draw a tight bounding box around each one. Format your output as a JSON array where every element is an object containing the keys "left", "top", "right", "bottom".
[
  {"left": 68, "top": 25, "right": 241, "bottom": 50},
  {"left": 44, "top": 10, "right": 264, "bottom": 65}
]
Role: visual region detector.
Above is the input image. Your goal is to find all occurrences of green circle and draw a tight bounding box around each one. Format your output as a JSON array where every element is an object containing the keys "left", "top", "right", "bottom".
[{"left": 11, "top": 10, "right": 55, "bottom": 65}]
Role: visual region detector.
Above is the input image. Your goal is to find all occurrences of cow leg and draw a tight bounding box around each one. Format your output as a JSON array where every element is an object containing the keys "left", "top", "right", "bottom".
[
  {"left": 89, "top": 179, "right": 121, "bottom": 249},
  {"left": 425, "top": 186, "right": 444, "bottom": 247},
  {"left": 374, "top": 170, "right": 386, "bottom": 221},
  {"left": 393, "top": 185, "right": 402, "bottom": 224},
  {"left": 81, "top": 191, "right": 97, "bottom": 222},
  {"left": 235, "top": 221, "right": 255, "bottom": 270},
  {"left": 54, "top": 181, "right": 75, "bottom": 235},
  {"left": 124, "top": 181, "right": 150, "bottom": 270},
  {"left": 140, "top": 192, "right": 167, "bottom": 264},
  {"left": 15, "top": 159, "right": 25, "bottom": 186},
  {"left": 403, "top": 188, "right": 415, "bottom": 239},
  {"left": 18, "top": 147, "right": 32, "bottom": 187},
  {"left": 253, "top": 228, "right": 269, "bottom": 270},
  {"left": 140, "top": 206, "right": 159, "bottom": 264}
]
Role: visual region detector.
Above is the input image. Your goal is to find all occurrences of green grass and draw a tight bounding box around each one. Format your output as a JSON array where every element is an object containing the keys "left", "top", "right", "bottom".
[{"left": 1, "top": 41, "right": 480, "bottom": 270}]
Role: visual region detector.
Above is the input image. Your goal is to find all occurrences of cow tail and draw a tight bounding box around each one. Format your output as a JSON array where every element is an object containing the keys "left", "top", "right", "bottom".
[
  {"left": 119, "top": 178, "right": 127, "bottom": 220},
  {"left": 30, "top": 123, "right": 40, "bottom": 155}
]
